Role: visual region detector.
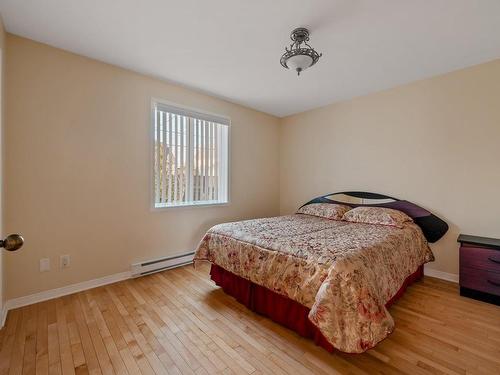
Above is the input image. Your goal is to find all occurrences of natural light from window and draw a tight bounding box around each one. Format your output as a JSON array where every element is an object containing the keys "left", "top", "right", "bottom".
[{"left": 153, "top": 101, "right": 229, "bottom": 208}]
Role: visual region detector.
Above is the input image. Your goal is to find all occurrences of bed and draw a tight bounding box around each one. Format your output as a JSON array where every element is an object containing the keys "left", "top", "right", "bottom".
[{"left": 194, "top": 192, "right": 448, "bottom": 353}]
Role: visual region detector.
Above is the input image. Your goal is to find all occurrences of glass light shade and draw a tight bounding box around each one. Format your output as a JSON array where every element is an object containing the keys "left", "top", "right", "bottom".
[{"left": 286, "top": 54, "right": 313, "bottom": 73}]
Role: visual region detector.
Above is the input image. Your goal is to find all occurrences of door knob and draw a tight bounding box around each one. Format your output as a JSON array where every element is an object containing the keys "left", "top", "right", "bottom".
[{"left": 0, "top": 234, "right": 24, "bottom": 251}]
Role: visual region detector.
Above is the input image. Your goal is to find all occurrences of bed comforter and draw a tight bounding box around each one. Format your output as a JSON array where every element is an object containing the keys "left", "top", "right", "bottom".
[{"left": 194, "top": 214, "right": 434, "bottom": 353}]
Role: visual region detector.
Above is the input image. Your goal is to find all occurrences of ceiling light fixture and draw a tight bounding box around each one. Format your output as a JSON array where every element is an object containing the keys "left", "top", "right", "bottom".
[{"left": 280, "top": 27, "right": 322, "bottom": 76}]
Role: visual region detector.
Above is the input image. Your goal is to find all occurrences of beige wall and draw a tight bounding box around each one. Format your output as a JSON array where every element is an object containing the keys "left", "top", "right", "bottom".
[
  {"left": 4, "top": 35, "right": 280, "bottom": 299},
  {"left": 280, "top": 59, "right": 500, "bottom": 275}
]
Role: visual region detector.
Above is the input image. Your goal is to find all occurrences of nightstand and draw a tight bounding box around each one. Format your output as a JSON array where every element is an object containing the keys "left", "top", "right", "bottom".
[{"left": 458, "top": 234, "right": 500, "bottom": 305}]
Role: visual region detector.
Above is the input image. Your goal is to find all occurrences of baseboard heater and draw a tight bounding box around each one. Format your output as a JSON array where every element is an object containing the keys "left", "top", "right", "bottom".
[{"left": 130, "top": 251, "right": 195, "bottom": 277}]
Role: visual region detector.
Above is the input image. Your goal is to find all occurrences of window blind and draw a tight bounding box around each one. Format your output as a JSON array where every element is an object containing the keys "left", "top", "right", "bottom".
[{"left": 154, "top": 102, "right": 229, "bottom": 207}]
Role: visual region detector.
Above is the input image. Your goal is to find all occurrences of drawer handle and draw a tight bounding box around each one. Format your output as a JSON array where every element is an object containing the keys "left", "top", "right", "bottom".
[
  {"left": 487, "top": 279, "right": 500, "bottom": 287},
  {"left": 488, "top": 257, "right": 500, "bottom": 264}
]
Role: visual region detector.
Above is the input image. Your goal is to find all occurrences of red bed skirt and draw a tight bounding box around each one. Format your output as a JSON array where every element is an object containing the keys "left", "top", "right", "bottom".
[{"left": 210, "top": 263, "right": 424, "bottom": 353}]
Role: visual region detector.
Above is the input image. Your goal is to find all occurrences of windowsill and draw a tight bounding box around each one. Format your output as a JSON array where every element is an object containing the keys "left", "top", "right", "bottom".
[{"left": 153, "top": 200, "right": 229, "bottom": 210}]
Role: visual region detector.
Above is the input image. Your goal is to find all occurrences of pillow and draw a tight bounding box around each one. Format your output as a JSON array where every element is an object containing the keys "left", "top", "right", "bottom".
[
  {"left": 342, "top": 206, "right": 413, "bottom": 228},
  {"left": 296, "top": 203, "right": 352, "bottom": 220}
]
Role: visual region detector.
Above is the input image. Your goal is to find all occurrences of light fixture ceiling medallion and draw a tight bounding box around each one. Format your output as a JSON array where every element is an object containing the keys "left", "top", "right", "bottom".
[{"left": 280, "top": 27, "right": 322, "bottom": 76}]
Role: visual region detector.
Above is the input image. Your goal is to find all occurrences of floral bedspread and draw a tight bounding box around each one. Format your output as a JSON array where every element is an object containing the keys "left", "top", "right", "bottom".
[{"left": 194, "top": 214, "right": 434, "bottom": 353}]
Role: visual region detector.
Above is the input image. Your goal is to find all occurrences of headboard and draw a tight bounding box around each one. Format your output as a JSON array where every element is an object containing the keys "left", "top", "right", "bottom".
[{"left": 300, "top": 191, "right": 448, "bottom": 243}]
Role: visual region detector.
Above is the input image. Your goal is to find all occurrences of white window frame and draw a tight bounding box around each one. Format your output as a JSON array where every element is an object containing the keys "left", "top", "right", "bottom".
[{"left": 150, "top": 98, "right": 231, "bottom": 210}]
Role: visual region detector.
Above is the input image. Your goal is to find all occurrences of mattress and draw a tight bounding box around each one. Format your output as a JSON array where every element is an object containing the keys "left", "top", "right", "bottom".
[{"left": 194, "top": 214, "right": 434, "bottom": 353}]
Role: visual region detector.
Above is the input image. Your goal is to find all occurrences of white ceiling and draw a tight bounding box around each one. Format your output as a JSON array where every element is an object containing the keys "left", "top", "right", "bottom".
[{"left": 1, "top": 0, "right": 500, "bottom": 117}]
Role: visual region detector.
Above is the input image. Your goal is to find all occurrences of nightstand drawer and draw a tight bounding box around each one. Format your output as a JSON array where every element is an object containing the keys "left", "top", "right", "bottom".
[
  {"left": 460, "top": 246, "right": 500, "bottom": 273},
  {"left": 460, "top": 267, "right": 500, "bottom": 296}
]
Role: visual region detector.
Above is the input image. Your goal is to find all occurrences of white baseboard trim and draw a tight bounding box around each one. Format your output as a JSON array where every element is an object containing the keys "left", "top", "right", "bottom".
[
  {"left": 0, "top": 258, "right": 456, "bottom": 328},
  {"left": 4, "top": 270, "right": 132, "bottom": 314},
  {"left": 1, "top": 251, "right": 196, "bottom": 328},
  {"left": 0, "top": 304, "right": 8, "bottom": 327},
  {"left": 424, "top": 266, "right": 459, "bottom": 283}
]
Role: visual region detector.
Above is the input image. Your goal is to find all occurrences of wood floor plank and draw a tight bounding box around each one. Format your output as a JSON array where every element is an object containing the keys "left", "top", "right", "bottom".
[
  {"left": 21, "top": 304, "right": 37, "bottom": 375},
  {"left": 102, "top": 287, "right": 157, "bottom": 375},
  {"left": 69, "top": 294, "right": 102, "bottom": 375},
  {"left": 35, "top": 302, "right": 49, "bottom": 375},
  {"left": 76, "top": 294, "right": 115, "bottom": 375},
  {"left": 64, "top": 296, "right": 87, "bottom": 374},
  {"left": 1, "top": 264, "right": 499, "bottom": 374},
  {"left": 7, "top": 306, "right": 27, "bottom": 375},
  {"left": 55, "top": 299, "right": 76, "bottom": 375},
  {"left": 109, "top": 284, "right": 172, "bottom": 375},
  {"left": 0, "top": 311, "right": 21, "bottom": 375}
]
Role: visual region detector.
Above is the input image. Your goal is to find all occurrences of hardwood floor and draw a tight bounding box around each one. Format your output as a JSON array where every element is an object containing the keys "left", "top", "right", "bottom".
[{"left": 1, "top": 264, "right": 499, "bottom": 375}]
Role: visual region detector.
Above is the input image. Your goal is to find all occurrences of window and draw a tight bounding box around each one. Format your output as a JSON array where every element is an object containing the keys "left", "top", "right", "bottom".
[{"left": 153, "top": 101, "right": 229, "bottom": 208}]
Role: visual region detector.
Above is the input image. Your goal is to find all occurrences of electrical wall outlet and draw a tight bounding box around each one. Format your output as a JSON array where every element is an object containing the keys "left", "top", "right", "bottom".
[
  {"left": 60, "top": 254, "right": 70, "bottom": 269},
  {"left": 40, "top": 258, "right": 50, "bottom": 272}
]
